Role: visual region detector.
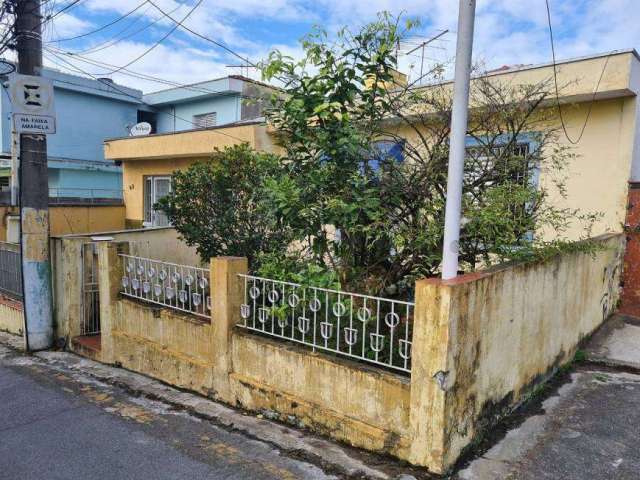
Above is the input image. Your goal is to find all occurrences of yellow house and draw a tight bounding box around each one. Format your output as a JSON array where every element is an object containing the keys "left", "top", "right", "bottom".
[
  {"left": 104, "top": 49, "right": 640, "bottom": 240},
  {"left": 104, "top": 121, "right": 278, "bottom": 228}
]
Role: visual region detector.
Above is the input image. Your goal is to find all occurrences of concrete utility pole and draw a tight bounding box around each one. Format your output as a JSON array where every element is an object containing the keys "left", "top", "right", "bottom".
[
  {"left": 15, "top": 0, "right": 54, "bottom": 350},
  {"left": 441, "top": 0, "right": 476, "bottom": 280}
]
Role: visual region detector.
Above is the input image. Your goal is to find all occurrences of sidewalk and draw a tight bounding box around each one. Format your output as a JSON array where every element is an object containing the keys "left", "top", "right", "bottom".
[
  {"left": 0, "top": 332, "right": 427, "bottom": 480},
  {"left": 457, "top": 314, "right": 640, "bottom": 480}
]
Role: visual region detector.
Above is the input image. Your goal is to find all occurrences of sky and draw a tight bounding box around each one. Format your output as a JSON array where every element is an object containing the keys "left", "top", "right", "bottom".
[{"left": 35, "top": 0, "right": 640, "bottom": 93}]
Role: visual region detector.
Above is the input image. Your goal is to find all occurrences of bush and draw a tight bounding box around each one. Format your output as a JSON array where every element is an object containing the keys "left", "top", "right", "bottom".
[{"left": 157, "top": 144, "right": 291, "bottom": 267}]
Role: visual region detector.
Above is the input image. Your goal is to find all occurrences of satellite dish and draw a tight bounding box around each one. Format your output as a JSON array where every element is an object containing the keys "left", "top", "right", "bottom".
[{"left": 129, "top": 122, "right": 152, "bottom": 136}]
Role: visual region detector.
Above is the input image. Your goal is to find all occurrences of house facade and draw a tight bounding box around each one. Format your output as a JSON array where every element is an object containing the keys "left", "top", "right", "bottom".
[
  {"left": 105, "top": 50, "right": 640, "bottom": 242},
  {"left": 105, "top": 75, "right": 276, "bottom": 228},
  {"left": 0, "top": 67, "right": 144, "bottom": 201}
]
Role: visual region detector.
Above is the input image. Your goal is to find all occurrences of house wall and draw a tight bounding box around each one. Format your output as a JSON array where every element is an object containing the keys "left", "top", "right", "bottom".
[
  {"left": 393, "top": 96, "right": 636, "bottom": 242},
  {"left": 106, "top": 123, "right": 279, "bottom": 225},
  {"left": 0, "top": 205, "right": 125, "bottom": 241},
  {"left": 0, "top": 69, "right": 140, "bottom": 198},
  {"left": 122, "top": 157, "right": 206, "bottom": 229},
  {"left": 155, "top": 95, "right": 241, "bottom": 133},
  {"left": 44, "top": 88, "right": 136, "bottom": 162}
]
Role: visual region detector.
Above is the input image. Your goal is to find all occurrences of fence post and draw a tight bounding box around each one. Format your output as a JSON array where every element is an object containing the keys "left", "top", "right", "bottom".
[
  {"left": 58, "top": 238, "right": 86, "bottom": 340},
  {"left": 96, "top": 240, "right": 129, "bottom": 364},
  {"left": 210, "top": 256, "right": 248, "bottom": 402},
  {"left": 407, "top": 278, "right": 453, "bottom": 474}
]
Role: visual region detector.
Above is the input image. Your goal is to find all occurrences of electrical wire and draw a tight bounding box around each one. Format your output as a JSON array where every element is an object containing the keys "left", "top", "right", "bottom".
[
  {"left": 545, "top": 0, "right": 610, "bottom": 145},
  {"left": 47, "top": 0, "right": 149, "bottom": 43},
  {"left": 44, "top": 47, "right": 255, "bottom": 143},
  {"left": 146, "top": 0, "right": 253, "bottom": 68},
  {"left": 87, "top": 0, "right": 202, "bottom": 76},
  {"left": 46, "top": 46, "right": 271, "bottom": 100},
  {"left": 58, "top": 3, "right": 178, "bottom": 56}
]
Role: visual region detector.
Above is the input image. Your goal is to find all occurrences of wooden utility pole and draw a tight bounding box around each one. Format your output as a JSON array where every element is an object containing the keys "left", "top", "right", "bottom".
[{"left": 15, "top": 0, "right": 54, "bottom": 350}]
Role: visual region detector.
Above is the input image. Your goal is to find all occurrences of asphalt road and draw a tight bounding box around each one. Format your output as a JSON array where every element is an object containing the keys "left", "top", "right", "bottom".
[{"left": 0, "top": 359, "right": 333, "bottom": 480}]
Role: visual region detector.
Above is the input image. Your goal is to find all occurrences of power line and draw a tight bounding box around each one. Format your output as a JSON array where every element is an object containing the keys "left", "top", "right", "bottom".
[
  {"left": 146, "top": 0, "right": 253, "bottom": 68},
  {"left": 88, "top": 0, "right": 203, "bottom": 76},
  {"left": 44, "top": 47, "right": 255, "bottom": 143},
  {"left": 544, "top": 0, "right": 610, "bottom": 145},
  {"left": 56, "top": 3, "right": 178, "bottom": 56},
  {"left": 46, "top": 46, "right": 272, "bottom": 101},
  {"left": 47, "top": 0, "right": 149, "bottom": 43}
]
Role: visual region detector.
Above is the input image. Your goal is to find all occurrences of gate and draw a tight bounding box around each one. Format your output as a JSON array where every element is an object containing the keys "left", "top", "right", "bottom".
[{"left": 81, "top": 242, "right": 100, "bottom": 335}]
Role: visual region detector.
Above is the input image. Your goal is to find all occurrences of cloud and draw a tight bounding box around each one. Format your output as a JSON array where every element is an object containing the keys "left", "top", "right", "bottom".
[{"left": 42, "top": 0, "right": 640, "bottom": 92}]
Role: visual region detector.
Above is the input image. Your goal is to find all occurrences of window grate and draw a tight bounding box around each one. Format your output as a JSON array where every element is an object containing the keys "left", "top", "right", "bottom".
[{"left": 193, "top": 112, "right": 217, "bottom": 129}]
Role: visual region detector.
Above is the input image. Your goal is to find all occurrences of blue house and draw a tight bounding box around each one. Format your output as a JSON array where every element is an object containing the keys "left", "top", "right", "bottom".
[
  {"left": 0, "top": 67, "right": 144, "bottom": 201},
  {"left": 142, "top": 75, "right": 273, "bottom": 134}
]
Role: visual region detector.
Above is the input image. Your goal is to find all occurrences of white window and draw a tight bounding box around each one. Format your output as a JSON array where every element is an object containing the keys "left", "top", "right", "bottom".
[
  {"left": 193, "top": 112, "right": 217, "bottom": 129},
  {"left": 143, "top": 176, "right": 172, "bottom": 227}
]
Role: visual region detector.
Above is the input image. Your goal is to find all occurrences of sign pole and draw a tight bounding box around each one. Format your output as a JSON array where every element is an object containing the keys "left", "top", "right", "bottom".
[
  {"left": 15, "top": 0, "right": 54, "bottom": 350},
  {"left": 441, "top": 0, "right": 476, "bottom": 280}
]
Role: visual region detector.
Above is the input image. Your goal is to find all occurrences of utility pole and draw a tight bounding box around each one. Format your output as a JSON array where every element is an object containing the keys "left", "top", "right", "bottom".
[
  {"left": 441, "top": 0, "right": 476, "bottom": 280},
  {"left": 15, "top": 0, "right": 54, "bottom": 350}
]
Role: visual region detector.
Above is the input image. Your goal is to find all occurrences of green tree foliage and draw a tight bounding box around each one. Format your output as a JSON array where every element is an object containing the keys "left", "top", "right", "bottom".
[
  {"left": 156, "top": 144, "right": 290, "bottom": 266},
  {"left": 259, "top": 13, "right": 599, "bottom": 295}
]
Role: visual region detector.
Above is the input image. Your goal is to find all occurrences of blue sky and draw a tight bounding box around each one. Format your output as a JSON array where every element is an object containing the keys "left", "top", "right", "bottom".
[{"left": 38, "top": 0, "right": 640, "bottom": 93}]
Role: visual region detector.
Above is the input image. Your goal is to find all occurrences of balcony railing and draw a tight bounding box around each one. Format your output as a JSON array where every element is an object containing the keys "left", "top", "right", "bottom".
[{"left": 48, "top": 188, "right": 123, "bottom": 205}]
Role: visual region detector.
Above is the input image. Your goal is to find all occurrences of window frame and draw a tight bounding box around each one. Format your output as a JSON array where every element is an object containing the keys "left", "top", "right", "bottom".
[{"left": 143, "top": 175, "right": 172, "bottom": 227}]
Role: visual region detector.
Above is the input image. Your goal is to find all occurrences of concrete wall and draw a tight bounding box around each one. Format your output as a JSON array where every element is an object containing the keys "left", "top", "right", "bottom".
[
  {"left": 0, "top": 205, "right": 125, "bottom": 241},
  {"left": 62, "top": 235, "right": 623, "bottom": 474},
  {"left": 230, "top": 331, "right": 411, "bottom": 454},
  {"left": 410, "top": 233, "right": 625, "bottom": 470},
  {"left": 111, "top": 298, "right": 214, "bottom": 394},
  {"left": 155, "top": 95, "right": 241, "bottom": 133},
  {"left": 0, "top": 294, "right": 23, "bottom": 335}
]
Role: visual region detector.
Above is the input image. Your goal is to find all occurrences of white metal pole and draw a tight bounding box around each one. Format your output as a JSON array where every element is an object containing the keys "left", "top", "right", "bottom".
[{"left": 441, "top": 0, "right": 476, "bottom": 280}]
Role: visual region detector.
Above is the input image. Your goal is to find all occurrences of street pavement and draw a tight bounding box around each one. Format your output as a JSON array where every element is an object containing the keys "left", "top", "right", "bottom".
[
  {"left": 0, "top": 347, "right": 336, "bottom": 479},
  {"left": 3, "top": 314, "right": 640, "bottom": 480},
  {"left": 0, "top": 334, "right": 423, "bottom": 480}
]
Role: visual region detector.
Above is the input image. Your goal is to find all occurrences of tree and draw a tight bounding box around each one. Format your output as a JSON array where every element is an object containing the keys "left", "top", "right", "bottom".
[
  {"left": 156, "top": 144, "right": 290, "bottom": 266},
  {"left": 260, "top": 13, "right": 598, "bottom": 295}
]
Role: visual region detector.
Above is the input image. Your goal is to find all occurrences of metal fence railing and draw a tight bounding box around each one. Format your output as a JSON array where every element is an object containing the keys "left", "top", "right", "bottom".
[
  {"left": 0, "top": 242, "right": 22, "bottom": 299},
  {"left": 48, "top": 188, "right": 124, "bottom": 204},
  {"left": 120, "top": 254, "right": 210, "bottom": 319},
  {"left": 237, "top": 274, "right": 414, "bottom": 374}
]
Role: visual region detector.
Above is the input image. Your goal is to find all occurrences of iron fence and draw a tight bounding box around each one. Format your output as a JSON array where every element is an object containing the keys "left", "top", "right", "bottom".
[
  {"left": 237, "top": 274, "right": 414, "bottom": 374},
  {"left": 0, "top": 242, "right": 22, "bottom": 299},
  {"left": 120, "top": 254, "right": 211, "bottom": 319},
  {"left": 48, "top": 187, "right": 124, "bottom": 204}
]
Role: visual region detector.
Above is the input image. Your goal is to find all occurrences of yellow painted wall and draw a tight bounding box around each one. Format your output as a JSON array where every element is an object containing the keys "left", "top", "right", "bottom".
[
  {"left": 49, "top": 205, "right": 125, "bottom": 236},
  {"left": 0, "top": 205, "right": 125, "bottom": 240},
  {"left": 411, "top": 233, "right": 624, "bottom": 471},
  {"left": 78, "top": 237, "right": 625, "bottom": 473},
  {"left": 230, "top": 331, "right": 411, "bottom": 455},
  {"left": 111, "top": 299, "right": 214, "bottom": 395},
  {"left": 108, "top": 123, "right": 281, "bottom": 225},
  {"left": 0, "top": 294, "right": 24, "bottom": 336},
  {"left": 122, "top": 157, "right": 205, "bottom": 227},
  {"left": 540, "top": 97, "right": 634, "bottom": 239}
]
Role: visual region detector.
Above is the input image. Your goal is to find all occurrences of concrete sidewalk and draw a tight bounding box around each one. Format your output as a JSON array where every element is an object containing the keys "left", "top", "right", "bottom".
[
  {"left": 0, "top": 332, "right": 427, "bottom": 480},
  {"left": 458, "top": 314, "right": 640, "bottom": 480}
]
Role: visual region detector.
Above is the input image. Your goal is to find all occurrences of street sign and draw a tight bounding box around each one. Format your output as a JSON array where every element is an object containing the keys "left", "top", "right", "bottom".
[
  {"left": 9, "top": 74, "right": 56, "bottom": 134},
  {"left": 129, "top": 122, "right": 152, "bottom": 136}
]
